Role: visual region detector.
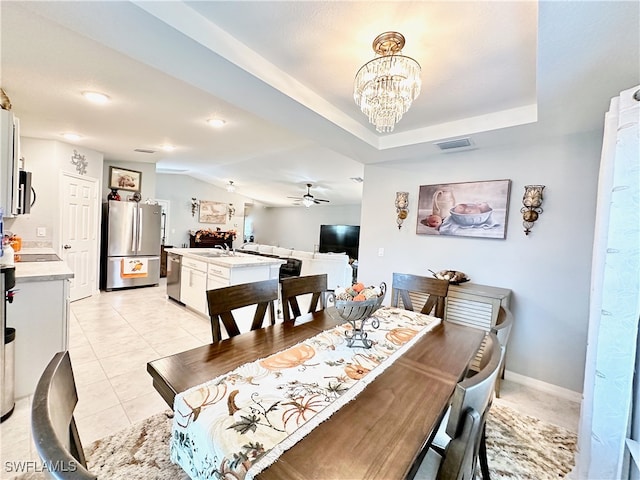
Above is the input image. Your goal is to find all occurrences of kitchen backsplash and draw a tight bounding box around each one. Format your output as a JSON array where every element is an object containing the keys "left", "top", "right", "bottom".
[{"left": 21, "top": 241, "right": 53, "bottom": 249}]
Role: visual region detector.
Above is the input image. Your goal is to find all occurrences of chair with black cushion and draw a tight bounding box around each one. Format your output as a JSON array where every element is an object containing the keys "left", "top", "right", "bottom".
[
  {"left": 280, "top": 274, "right": 328, "bottom": 323},
  {"left": 32, "top": 351, "right": 97, "bottom": 480},
  {"left": 391, "top": 272, "right": 450, "bottom": 319},
  {"left": 414, "top": 332, "right": 502, "bottom": 480},
  {"left": 279, "top": 257, "right": 303, "bottom": 281},
  {"left": 207, "top": 278, "right": 279, "bottom": 342}
]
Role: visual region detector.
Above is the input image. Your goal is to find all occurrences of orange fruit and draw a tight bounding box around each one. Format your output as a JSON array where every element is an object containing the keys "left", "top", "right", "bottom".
[
  {"left": 353, "top": 294, "right": 366, "bottom": 301},
  {"left": 352, "top": 283, "right": 365, "bottom": 293}
]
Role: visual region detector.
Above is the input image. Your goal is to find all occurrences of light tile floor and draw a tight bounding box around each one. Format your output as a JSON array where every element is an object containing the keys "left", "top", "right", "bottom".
[{"left": 0, "top": 280, "right": 581, "bottom": 479}]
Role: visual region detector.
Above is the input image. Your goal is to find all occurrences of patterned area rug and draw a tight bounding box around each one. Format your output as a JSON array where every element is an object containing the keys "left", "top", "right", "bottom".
[
  {"left": 16, "top": 403, "right": 576, "bottom": 479},
  {"left": 485, "top": 404, "right": 577, "bottom": 479}
]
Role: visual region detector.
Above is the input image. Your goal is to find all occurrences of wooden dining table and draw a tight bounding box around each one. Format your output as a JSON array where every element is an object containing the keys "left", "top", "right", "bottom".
[{"left": 147, "top": 309, "right": 484, "bottom": 480}]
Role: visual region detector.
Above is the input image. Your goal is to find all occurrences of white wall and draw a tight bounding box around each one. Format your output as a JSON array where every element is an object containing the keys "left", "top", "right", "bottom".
[
  {"left": 249, "top": 204, "right": 362, "bottom": 252},
  {"left": 156, "top": 173, "right": 255, "bottom": 248},
  {"left": 358, "top": 131, "right": 602, "bottom": 393},
  {"left": 5, "top": 138, "right": 103, "bottom": 249}
]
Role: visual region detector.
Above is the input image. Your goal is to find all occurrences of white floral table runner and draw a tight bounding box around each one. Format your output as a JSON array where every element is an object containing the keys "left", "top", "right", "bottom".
[{"left": 170, "top": 306, "right": 441, "bottom": 479}]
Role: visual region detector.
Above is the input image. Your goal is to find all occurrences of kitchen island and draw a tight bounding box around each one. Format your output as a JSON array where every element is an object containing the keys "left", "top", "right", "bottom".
[
  {"left": 165, "top": 248, "right": 285, "bottom": 318},
  {"left": 9, "top": 249, "right": 73, "bottom": 398}
]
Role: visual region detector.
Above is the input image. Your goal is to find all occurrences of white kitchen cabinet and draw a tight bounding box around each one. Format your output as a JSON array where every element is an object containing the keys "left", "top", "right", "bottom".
[
  {"left": 207, "top": 264, "right": 231, "bottom": 291},
  {"left": 207, "top": 262, "right": 280, "bottom": 290},
  {"left": 206, "top": 262, "right": 281, "bottom": 334},
  {"left": 7, "top": 277, "right": 70, "bottom": 398},
  {"left": 180, "top": 258, "right": 208, "bottom": 315},
  {"left": 168, "top": 249, "right": 285, "bottom": 319},
  {"left": 1, "top": 109, "right": 20, "bottom": 217}
]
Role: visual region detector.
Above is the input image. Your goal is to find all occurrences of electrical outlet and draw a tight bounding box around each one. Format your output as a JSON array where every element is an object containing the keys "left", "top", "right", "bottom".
[
  {"left": 378, "top": 247, "right": 384, "bottom": 257},
  {"left": 36, "top": 227, "right": 46, "bottom": 237}
]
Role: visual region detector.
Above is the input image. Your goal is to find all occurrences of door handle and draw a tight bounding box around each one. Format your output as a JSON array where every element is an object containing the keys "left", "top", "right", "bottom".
[
  {"left": 63, "top": 244, "right": 72, "bottom": 250},
  {"left": 138, "top": 208, "right": 143, "bottom": 251},
  {"left": 132, "top": 206, "right": 138, "bottom": 252}
]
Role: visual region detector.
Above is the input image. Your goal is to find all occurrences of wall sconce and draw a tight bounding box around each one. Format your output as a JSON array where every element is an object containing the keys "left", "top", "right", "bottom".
[
  {"left": 191, "top": 197, "right": 199, "bottom": 217},
  {"left": 395, "top": 192, "right": 409, "bottom": 229},
  {"left": 228, "top": 203, "right": 236, "bottom": 220},
  {"left": 521, "top": 185, "right": 545, "bottom": 235}
]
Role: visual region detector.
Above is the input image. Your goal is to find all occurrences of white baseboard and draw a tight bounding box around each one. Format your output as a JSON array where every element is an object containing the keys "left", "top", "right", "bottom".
[{"left": 504, "top": 369, "right": 583, "bottom": 403}]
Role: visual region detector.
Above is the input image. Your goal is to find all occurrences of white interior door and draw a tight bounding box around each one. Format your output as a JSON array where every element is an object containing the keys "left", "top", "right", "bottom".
[{"left": 61, "top": 173, "right": 98, "bottom": 302}]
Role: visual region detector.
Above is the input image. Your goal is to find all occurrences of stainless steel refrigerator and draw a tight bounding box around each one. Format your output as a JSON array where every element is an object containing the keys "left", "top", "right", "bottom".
[{"left": 101, "top": 200, "right": 161, "bottom": 291}]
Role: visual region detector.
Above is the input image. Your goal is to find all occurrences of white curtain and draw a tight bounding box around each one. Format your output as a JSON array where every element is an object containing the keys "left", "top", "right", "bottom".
[{"left": 576, "top": 85, "right": 640, "bottom": 479}]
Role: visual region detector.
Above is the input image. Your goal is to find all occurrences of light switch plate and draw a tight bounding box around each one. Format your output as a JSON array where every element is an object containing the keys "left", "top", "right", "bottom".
[{"left": 36, "top": 227, "right": 46, "bottom": 237}]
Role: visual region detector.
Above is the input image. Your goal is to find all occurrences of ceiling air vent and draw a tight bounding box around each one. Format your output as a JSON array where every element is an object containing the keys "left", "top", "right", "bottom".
[
  {"left": 434, "top": 137, "right": 474, "bottom": 151},
  {"left": 134, "top": 148, "right": 156, "bottom": 154},
  {"left": 156, "top": 168, "right": 188, "bottom": 174}
]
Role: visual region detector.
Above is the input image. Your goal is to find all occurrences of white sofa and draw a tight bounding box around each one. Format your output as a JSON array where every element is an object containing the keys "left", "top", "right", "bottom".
[{"left": 239, "top": 243, "right": 354, "bottom": 290}]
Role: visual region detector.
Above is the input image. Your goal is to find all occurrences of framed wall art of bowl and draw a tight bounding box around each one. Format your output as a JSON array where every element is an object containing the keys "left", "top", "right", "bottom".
[{"left": 416, "top": 179, "right": 511, "bottom": 239}]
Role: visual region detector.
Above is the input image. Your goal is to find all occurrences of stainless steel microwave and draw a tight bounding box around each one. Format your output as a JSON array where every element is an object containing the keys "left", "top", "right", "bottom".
[{"left": 18, "top": 170, "right": 32, "bottom": 214}]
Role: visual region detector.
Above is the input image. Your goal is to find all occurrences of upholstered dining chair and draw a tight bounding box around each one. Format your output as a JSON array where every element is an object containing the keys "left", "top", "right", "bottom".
[
  {"left": 391, "top": 273, "right": 450, "bottom": 319},
  {"left": 280, "top": 274, "right": 328, "bottom": 323},
  {"left": 207, "top": 278, "right": 279, "bottom": 342},
  {"left": 32, "top": 351, "right": 97, "bottom": 480},
  {"left": 416, "top": 332, "right": 503, "bottom": 480}
]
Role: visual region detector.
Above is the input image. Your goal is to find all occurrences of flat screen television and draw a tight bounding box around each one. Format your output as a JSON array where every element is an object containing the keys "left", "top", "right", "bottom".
[{"left": 319, "top": 224, "right": 360, "bottom": 260}]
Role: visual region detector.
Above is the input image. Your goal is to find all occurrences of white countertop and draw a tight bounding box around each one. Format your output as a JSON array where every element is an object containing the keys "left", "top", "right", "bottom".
[
  {"left": 166, "top": 248, "right": 286, "bottom": 268},
  {"left": 11, "top": 248, "right": 74, "bottom": 283}
]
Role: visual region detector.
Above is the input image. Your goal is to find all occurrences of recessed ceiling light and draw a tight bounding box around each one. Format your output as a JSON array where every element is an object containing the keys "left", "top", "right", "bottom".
[
  {"left": 350, "top": 177, "right": 364, "bottom": 183},
  {"left": 207, "top": 118, "right": 226, "bottom": 128},
  {"left": 82, "top": 91, "right": 110, "bottom": 104},
  {"left": 161, "top": 145, "right": 176, "bottom": 152},
  {"left": 62, "top": 133, "right": 82, "bottom": 141}
]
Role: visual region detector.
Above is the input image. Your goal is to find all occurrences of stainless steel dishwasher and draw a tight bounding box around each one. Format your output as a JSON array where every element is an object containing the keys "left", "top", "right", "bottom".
[{"left": 166, "top": 252, "right": 182, "bottom": 302}]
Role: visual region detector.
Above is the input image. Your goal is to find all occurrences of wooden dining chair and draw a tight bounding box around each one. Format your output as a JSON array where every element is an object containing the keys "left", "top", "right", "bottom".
[
  {"left": 391, "top": 272, "right": 450, "bottom": 319},
  {"left": 490, "top": 306, "right": 514, "bottom": 397},
  {"left": 415, "top": 333, "right": 503, "bottom": 480},
  {"left": 32, "top": 351, "right": 97, "bottom": 480},
  {"left": 280, "top": 274, "right": 328, "bottom": 323},
  {"left": 207, "top": 278, "right": 279, "bottom": 343},
  {"left": 464, "top": 305, "right": 514, "bottom": 397}
]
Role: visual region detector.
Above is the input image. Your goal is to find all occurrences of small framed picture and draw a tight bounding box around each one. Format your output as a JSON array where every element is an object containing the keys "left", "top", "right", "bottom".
[{"left": 109, "top": 166, "right": 142, "bottom": 192}]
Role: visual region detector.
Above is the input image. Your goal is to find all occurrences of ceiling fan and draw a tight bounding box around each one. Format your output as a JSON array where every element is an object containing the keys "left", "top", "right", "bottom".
[{"left": 288, "top": 183, "right": 330, "bottom": 207}]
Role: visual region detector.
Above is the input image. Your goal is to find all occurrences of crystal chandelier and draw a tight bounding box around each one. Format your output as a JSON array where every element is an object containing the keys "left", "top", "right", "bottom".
[{"left": 354, "top": 32, "right": 421, "bottom": 133}]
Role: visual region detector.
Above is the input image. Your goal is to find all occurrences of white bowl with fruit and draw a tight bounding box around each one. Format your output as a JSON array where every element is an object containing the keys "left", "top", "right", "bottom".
[{"left": 448, "top": 203, "right": 492, "bottom": 226}]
